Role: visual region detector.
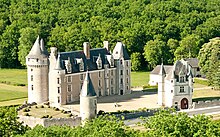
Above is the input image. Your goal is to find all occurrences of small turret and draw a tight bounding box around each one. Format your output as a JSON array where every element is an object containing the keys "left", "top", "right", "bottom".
[{"left": 80, "top": 71, "right": 97, "bottom": 121}]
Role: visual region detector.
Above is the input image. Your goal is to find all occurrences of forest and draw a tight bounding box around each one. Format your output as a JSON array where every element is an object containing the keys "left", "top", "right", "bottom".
[{"left": 0, "top": 0, "right": 220, "bottom": 70}]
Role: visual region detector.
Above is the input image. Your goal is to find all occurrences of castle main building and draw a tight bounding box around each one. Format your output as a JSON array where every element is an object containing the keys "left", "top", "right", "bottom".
[{"left": 26, "top": 36, "right": 131, "bottom": 106}]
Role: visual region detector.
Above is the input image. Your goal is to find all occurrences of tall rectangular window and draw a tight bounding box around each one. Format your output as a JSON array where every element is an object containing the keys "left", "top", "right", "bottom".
[
  {"left": 98, "top": 71, "right": 101, "bottom": 78},
  {"left": 111, "top": 78, "right": 113, "bottom": 85},
  {"left": 57, "top": 78, "right": 60, "bottom": 84},
  {"left": 111, "top": 87, "right": 114, "bottom": 95},
  {"left": 120, "top": 78, "right": 123, "bottom": 84},
  {"left": 111, "top": 70, "right": 113, "bottom": 76},
  {"left": 99, "top": 80, "right": 101, "bottom": 87},
  {"left": 120, "top": 70, "right": 123, "bottom": 75},
  {"left": 31, "top": 85, "right": 33, "bottom": 90},
  {"left": 58, "top": 87, "right": 60, "bottom": 93},
  {"left": 58, "top": 97, "right": 60, "bottom": 103},
  {"left": 67, "top": 85, "right": 72, "bottom": 92},
  {"left": 80, "top": 74, "right": 83, "bottom": 80},
  {"left": 180, "top": 76, "right": 184, "bottom": 83},
  {"left": 31, "top": 75, "right": 33, "bottom": 81},
  {"left": 127, "top": 78, "right": 129, "bottom": 84},
  {"left": 67, "top": 76, "right": 71, "bottom": 83}
]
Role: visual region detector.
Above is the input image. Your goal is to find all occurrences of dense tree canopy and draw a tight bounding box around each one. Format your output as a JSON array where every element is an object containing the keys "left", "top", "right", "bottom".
[
  {"left": 198, "top": 37, "right": 220, "bottom": 89},
  {"left": 0, "top": 0, "right": 220, "bottom": 69}
]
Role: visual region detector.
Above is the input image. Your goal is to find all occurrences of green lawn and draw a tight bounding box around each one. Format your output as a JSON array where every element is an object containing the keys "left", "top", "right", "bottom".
[
  {"left": 131, "top": 71, "right": 150, "bottom": 87},
  {"left": 0, "top": 69, "right": 27, "bottom": 86},
  {"left": 0, "top": 83, "right": 27, "bottom": 102}
]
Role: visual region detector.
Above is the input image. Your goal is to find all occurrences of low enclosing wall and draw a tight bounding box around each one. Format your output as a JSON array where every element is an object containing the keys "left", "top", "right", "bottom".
[
  {"left": 193, "top": 99, "right": 220, "bottom": 109},
  {"left": 18, "top": 115, "right": 81, "bottom": 128}
]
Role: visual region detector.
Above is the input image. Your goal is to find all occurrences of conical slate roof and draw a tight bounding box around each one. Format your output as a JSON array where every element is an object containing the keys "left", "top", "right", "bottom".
[
  {"left": 159, "top": 63, "right": 166, "bottom": 75},
  {"left": 27, "top": 36, "right": 48, "bottom": 58},
  {"left": 40, "top": 39, "right": 49, "bottom": 56},
  {"left": 81, "top": 71, "right": 96, "bottom": 97}
]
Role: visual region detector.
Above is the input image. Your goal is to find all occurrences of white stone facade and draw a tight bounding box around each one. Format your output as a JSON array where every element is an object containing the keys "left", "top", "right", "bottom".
[
  {"left": 26, "top": 37, "right": 131, "bottom": 106},
  {"left": 157, "top": 60, "right": 193, "bottom": 109}
]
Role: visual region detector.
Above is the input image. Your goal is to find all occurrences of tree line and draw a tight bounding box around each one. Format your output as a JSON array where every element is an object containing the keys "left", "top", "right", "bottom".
[{"left": 0, "top": 0, "right": 220, "bottom": 69}]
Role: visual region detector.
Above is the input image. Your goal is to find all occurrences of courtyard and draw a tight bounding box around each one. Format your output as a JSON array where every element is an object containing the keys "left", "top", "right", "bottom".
[{"left": 62, "top": 90, "right": 160, "bottom": 114}]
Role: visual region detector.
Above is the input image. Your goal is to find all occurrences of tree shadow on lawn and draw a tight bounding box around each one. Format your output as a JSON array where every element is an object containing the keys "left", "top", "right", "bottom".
[{"left": 193, "top": 97, "right": 220, "bottom": 102}]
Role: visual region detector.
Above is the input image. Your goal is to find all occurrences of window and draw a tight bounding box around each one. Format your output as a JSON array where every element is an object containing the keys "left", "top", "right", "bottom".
[
  {"left": 111, "top": 87, "right": 114, "bottom": 95},
  {"left": 31, "top": 68, "right": 33, "bottom": 71},
  {"left": 111, "top": 70, "right": 113, "bottom": 76},
  {"left": 67, "top": 64, "right": 72, "bottom": 73},
  {"left": 197, "top": 68, "right": 200, "bottom": 71},
  {"left": 120, "top": 70, "right": 123, "bottom": 75},
  {"left": 99, "top": 80, "right": 101, "bottom": 87},
  {"left": 126, "top": 70, "right": 129, "bottom": 75},
  {"left": 31, "top": 85, "right": 33, "bottom": 90},
  {"left": 57, "top": 78, "right": 60, "bottom": 84},
  {"left": 58, "top": 97, "right": 60, "bottom": 103},
  {"left": 116, "top": 51, "right": 118, "bottom": 54},
  {"left": 120, "top": 78, "right": 123, "bottom": 84},
  {"left": 126, "top": 62, "right": 129, "bottom": 67},
  {"left": 127, "top": 78, "right": 129, "bottom": 84},
  {"left": 171, "top": 80, "right": 173, "bottom": 83},
  {"left": 180, "top": 76, "right": 184, "bottom": 83},
  {"left": 67, "top": 76, "right": 71, "bottom": 83},
  {"left": 111, "top": 78, "right": 113, "bottom": 85},
  {"left": 127, "top": 86, "right": 129, "bottom": 90},
  {"left": 79, "top": 62, "right": 84, "bottom": 71},
  {"left": 171, "top": 90, "right": 173, "bottom": 93},
  {"left": 36, "top": 58, "right": 39, "bottom": 62},
  {"left": 58, "top": 87, "right": 60, "bottom": 93},
  {"left": 98, "top": 71, "right": 101, "bottom": 78},
  {"left": 98, "top": 89, "right": 101, "bottom": 96},
  {"left": 80, "top": 74, "right": 84, "bottom": 80},
  {"left": 80, "top": 83, "right": 83, "bottom": 89},
  {"left": 67, "top": 94, "right": 72, "bottom": 102},
  {"left": 180, "top": 86, "right": 184, "bottom": 93},
  {"left": 120, "top": 60, "right": 123, "bottom": 64},
  {"left": 31, "top": 75, "right": 33, "bottom": 81},
  {"left": 67, "top": 85, "right": 72, "bottom": 92}
]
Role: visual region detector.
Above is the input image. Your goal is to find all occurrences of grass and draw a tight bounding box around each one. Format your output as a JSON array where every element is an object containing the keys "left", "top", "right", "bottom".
[
  {"left": 131, "top": 71, "right": 150, "bottom": 87},
  {"left": 18, "top": 105, "right": 72, "bottom": 118},
  {"left": 0, "top": 83, "right": 27, "bottom": 102},
  {"left": 0, "top": 69, "right": 27, "bottom": 86},
  {"left": 0, "top": 98, "right": 27, "bottom": 106},
  {"left": 194, "top": 78, "right": 209, "bottom": 86}
]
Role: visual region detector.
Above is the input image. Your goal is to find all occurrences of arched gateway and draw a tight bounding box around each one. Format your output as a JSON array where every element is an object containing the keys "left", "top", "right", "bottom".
[{"left": 181, "top": 98, "right": 188, "bottom": 109}]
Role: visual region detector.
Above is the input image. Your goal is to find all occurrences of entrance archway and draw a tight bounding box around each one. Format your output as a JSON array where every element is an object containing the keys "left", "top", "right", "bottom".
[{"left": 181, "top": 98, "right": 188, "bottom": 109}]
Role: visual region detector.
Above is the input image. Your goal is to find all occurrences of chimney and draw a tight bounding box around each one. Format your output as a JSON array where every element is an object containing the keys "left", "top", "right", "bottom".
[
  {"left": 103, "top": 41, "right": 109, "bottom": 51},
  {"left": 83, "top": 42, "right": 90, "bottom": 59}
]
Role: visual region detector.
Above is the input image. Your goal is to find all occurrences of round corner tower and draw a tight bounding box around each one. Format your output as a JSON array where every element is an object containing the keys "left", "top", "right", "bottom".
[
  {"left": 26, "top": 36, "right": 49, "bottom": 104},
  {"left": 80, "top": 71, "right": 97, "bottom": 121}
]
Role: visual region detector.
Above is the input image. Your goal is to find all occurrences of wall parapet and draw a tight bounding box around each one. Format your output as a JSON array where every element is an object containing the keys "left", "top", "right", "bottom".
[{"left": 18, "top": 115, "right": 81, "bottom": 128}]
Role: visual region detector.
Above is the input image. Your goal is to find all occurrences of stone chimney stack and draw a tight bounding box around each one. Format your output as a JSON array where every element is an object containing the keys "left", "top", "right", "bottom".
[
  {"left": 103, "top": 41, "right": 109, "bottom": 51},
  {"left": 83, "top": 42, "right": 90, "bottom": 59}
]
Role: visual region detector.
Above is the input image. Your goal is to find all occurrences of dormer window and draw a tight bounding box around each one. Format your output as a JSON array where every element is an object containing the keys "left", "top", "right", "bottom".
[
  {"left": 79, "top": 62, "right": 84, "bottom": 71},
  {"left": 65, "top": 58, "right": 72, "bottom": 73},
  {"left": 180, "top": 76, "right": 184, "bottom": 83},
  {"left": 76, "top": 58, "right": 84, "bottom": 72}
]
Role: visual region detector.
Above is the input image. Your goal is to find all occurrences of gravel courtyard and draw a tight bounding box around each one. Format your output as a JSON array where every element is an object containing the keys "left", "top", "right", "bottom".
[{"left": 62, "top": 90, "right": 160, "bottom": 114}]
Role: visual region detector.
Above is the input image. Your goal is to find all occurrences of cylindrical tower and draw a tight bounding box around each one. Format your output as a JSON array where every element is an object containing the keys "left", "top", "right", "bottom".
[
  {"left": 26, "top": 36, "right": 49, "bottom": 104},
  {"left": 80, "top": 71, "right": 97, "bottom": 121}
]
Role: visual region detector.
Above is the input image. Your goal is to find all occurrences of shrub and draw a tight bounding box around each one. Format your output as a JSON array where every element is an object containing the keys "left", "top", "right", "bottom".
[
  {"left": 25, "top": 113, "right": 30, "bottom": 116},
  {"left": 23, "top": 108, "right": 30, "bottom": 112},
  {"left": 40, "top": 105, "right": 44, "bottom": 108}
]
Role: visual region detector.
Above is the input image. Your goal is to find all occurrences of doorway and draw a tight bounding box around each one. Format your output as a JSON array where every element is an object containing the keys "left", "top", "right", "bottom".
[{"left": 181, "top": 98, "right": 188, "bottom": 109}]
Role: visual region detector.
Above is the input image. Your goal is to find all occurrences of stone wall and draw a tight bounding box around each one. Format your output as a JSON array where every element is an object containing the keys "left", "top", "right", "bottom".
[
  {"left": 193, "top": 99, "right": 220, "bottom": 109},
  {"left": 18, "top": 115, "right": 81, "bottom": 128}
]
